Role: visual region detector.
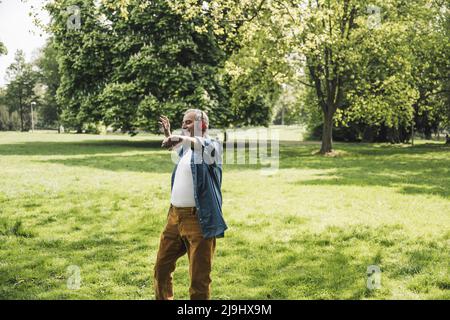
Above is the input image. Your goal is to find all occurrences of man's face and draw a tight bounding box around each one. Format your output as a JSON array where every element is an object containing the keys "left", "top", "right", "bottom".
[{"left": 182, "top": 111, "right": 199, "bottom": 137}]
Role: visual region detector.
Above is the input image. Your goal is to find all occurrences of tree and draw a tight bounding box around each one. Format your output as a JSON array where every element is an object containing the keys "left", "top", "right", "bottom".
[
  {"left": 45, "top": 0, "right": 236, "bottom": 134},
  {"left": 35, "top": 39, "right": 61, "bottom": 129},
  {"left": 279, "top": 1, "right": 417, "bottom": 152},
  {"left": 408, "top": 1, "right": 450, "bottom": 138},
  {"left": 4, "top": 50, "right": 39, "bottom": 131},
  {"left": 226, "top": 0, "right": 448, "bottom": 152},
  {"left": 292, "top": 0, "right": 449, "bottom": 144}
]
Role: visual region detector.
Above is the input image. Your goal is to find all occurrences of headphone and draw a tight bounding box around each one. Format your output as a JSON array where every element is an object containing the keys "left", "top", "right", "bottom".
[
  {"left": 197, "top": 110, "right": 207, "bottom": 132},
  {"left": 201, "top": 111, "right": 207, "bottom": 132}
]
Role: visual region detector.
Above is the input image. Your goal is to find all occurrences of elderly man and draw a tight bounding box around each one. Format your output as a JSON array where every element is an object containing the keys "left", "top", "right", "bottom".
[{"left": 154, "top": 109, "right": 227, "bottom": 300}]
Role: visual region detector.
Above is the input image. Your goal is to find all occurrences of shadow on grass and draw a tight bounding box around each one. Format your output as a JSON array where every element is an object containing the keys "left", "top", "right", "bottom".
[
  {"left": 282, "top": 143, "right": 450, "bottom": 199},
  {"left": 0, "top": 138, "right": 173, "bottom": 173},
  {"left": 0, "top": 139, "right": 163, "bottom": 156},
  {"left": 41, "top": 153, "right": 175, "bottom": 174}
]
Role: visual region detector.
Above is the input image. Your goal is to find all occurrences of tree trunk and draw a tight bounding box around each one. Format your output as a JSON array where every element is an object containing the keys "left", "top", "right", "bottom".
[
  {"left": 424, "top": 125, "right": 432, "bottom": 140},
  {"left": 19, "top": 106, "right": 24, "bottom": 132},
  {"left": 57, "top": 105, "right": 61, "bottom": 133},
  {"left": 19, "top": 95, "right": 24, "bottom": 132},
  {"left": 320, "top": 111, "right": 333, "bottom": 154}
]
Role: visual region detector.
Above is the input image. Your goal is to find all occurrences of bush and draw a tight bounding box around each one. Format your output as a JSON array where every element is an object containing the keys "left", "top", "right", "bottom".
[
  {"left": 308, "top": 122, "right": 412, "bottom": 143},
  {"left": 83, "top": 123, "right": 101, "bottom": 134},
  {"left": 309, "top": 123, "right": 362, "bottom": 142}
]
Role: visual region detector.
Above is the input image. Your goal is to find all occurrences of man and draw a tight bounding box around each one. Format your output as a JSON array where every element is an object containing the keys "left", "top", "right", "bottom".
[{"left": 154, "top": 109, "right": 227, "bottom": 300}]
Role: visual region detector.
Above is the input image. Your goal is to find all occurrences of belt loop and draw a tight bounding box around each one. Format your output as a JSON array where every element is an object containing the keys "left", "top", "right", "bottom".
[{"left": 192, "top": 207, "right": 196, "bottom": 215}]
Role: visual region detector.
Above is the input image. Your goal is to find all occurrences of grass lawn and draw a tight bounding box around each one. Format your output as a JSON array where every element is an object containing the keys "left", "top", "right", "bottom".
[{"left": 0, "top": 131, "right": 449, "bottom": 299}]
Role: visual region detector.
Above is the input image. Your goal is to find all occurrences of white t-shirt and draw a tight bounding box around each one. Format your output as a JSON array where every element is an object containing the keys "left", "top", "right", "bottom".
[{"left": 170, "top": 148, "right": 196, "bottom": 207}]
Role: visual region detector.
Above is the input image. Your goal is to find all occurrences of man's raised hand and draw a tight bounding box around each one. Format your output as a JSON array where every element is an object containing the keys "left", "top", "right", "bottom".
[{"left": 158, "top": 115, "right": 171, "bottom": 137}]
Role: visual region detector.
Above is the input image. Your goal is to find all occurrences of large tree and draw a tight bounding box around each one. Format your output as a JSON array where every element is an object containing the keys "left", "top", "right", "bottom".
[
  {"left": 45, "top": 0, "right": 236, "bottom": 134},
  {"left": 35, "top": 39, "right": 61, "bottom": 129},
  {"left": 408, "top": 1, "right": 450, "bottom": 138},
  {"left": 271, "top": 0, "right": 421, "bottom": 153}
]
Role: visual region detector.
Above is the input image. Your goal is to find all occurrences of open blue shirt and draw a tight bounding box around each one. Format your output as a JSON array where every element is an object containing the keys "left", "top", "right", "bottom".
[{"left": 171, "top": 136, "right": 227, "bottom": 239}]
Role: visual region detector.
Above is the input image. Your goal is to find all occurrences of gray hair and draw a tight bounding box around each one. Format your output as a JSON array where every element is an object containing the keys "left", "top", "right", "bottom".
[{"left": 184, "top": 108, "right": 209, "bottom": 129}]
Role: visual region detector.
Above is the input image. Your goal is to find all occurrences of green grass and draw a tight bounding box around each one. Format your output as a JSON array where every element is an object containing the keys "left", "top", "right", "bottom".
[{"left": 0, "top": 131, "right": 449, "bottom": 300}]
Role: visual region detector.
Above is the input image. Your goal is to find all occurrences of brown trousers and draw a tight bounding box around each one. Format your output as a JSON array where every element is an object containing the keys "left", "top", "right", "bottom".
[{"left": 154, "top": 204, "right": 216, "bottom": 300}]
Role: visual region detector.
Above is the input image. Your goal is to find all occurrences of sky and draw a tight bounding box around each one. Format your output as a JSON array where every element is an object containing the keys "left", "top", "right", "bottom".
[{"left": 0, "top": 0, "right": 49, "bottom": 87}]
